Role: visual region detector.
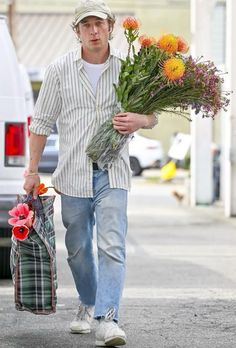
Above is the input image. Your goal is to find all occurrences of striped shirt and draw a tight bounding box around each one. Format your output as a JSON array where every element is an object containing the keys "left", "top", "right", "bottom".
[{"left": 30, "top": 45, "right": 132, "bottom": 197}]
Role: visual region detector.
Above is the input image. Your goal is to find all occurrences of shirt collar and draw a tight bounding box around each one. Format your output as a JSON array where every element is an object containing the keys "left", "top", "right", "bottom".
[{"left": 73, "top": 43, "right": 120, "bottom": 64}]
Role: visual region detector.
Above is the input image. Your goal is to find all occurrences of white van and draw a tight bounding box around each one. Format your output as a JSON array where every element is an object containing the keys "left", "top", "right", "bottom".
[{"left": 0, "top": 16, "right": 31, "bottom": 278}]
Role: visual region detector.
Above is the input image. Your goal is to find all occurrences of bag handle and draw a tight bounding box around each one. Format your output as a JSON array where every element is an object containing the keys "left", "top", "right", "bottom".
[{"left": 22, "top": 194, "right": 45, "bottom": 223}]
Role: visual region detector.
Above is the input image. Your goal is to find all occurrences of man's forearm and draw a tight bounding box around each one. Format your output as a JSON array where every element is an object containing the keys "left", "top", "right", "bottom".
[{"left": 28, "top": 132, "right": 47, "bottom": 173}]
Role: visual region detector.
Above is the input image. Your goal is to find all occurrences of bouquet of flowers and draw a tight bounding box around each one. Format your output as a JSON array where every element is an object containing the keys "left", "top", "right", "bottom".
[{"left": 86, "top": 17, "right": 230, "bottom": 168}]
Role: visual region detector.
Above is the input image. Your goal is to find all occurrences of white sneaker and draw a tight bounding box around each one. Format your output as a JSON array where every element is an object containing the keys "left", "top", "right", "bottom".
[
  {"left": 95, "top": 320, "right": 126, "bottom": 346},
  {"left": 70, "top": 304, "right": 94, "bottom": 334}
]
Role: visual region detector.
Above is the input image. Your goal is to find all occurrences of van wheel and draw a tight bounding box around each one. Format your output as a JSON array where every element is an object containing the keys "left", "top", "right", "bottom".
[
  {"left": 0, "top": 246, "right": 11, "bottom": 279},
  {"left": 0, "top": 227, "right": 12, "bottom": 279},
  {"left": 130, "top": 156, "right": 142, "bottom": 176}
]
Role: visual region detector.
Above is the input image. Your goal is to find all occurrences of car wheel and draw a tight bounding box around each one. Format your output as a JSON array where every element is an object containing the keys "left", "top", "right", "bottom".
[
  {"left": 130, "top": 156, "right": 142, "bottom": 176},
  {"left": 0, "top": 228, "right": 12, "bottom": 279},
  {"left": 155, "top": 160, "right": 162, "bottom": 168}
]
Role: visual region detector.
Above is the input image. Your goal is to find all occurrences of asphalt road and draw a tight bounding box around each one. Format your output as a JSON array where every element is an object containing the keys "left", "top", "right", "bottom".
[{"left": 1, "top": 172, "right": 236, "bottom": 347}]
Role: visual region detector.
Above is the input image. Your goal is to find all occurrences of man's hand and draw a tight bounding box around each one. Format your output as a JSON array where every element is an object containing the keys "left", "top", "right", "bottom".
[
  {"left": 23, "top": 175, "right": 40, "bottom": 199},
  {"left": 112, "top": 112, "right": 156, "bottom": 134}
]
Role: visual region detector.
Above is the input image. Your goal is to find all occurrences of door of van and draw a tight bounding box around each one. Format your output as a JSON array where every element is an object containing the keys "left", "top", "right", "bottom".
[{"left": 0, "top": 15, "right": 28, "bottom": 278}]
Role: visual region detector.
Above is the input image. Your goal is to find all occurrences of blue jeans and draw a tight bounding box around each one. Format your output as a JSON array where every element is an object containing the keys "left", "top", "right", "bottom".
[{"left": 61, "top": 169, "right": 128, "bottom": 321}]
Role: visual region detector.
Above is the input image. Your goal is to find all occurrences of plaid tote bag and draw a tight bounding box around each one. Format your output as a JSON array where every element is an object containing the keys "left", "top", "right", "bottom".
[{"left": 10, "top": 194, "right": 57, "bottom": 315}]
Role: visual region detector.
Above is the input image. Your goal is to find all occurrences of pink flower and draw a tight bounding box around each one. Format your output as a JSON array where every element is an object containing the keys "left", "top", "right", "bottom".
[{"left": 8, "top": 203, "right": 34, "bottom": 227}]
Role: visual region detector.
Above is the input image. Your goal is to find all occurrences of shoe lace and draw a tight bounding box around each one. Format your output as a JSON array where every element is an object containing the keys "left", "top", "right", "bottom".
[{"left": 76, "top": 305, "right": 92, "bottom": 321}]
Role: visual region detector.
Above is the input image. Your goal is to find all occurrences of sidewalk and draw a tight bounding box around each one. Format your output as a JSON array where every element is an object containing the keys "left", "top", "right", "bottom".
[
  {"left": 125, "top": 173, "right": 236, "bottom": 347},
  {"left": 1, "top": 172, "right": 236, "bottom": 348}
]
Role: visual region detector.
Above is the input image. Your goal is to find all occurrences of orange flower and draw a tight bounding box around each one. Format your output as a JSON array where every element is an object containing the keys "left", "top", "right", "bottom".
[
  {"left": 177, "top": 36, "right": 189, "bottom": 53},
  {"left": 157, "top": 34, "right": 178, "bottom": 54},
  {"left": 122, "top": 17, "right": 140, "bottom": 30},
  {"left": 139, "top": 35, "right": 155, "bottom": 47},
  {"left": 37, "top": 183, "right": 48, "bottom": 195},
  {"left": 163, "top": 58, "right": 185, "bottom": 81}
]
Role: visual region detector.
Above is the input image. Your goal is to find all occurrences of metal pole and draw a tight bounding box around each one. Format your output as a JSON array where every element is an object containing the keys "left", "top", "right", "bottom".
[
  {"left": 190, "top": 0, "right": 216, "bottom": 205},
  {"left": 224, "top": 0, "right": 236, "bottom": 217},
  {"left": 6, "top": 0, "right": 15, "bottom": 43}
]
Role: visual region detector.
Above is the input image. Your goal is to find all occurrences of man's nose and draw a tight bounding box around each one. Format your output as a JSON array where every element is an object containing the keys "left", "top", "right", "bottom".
[{"left": 90, "top": 25, "right": 98, "bottom": 35}]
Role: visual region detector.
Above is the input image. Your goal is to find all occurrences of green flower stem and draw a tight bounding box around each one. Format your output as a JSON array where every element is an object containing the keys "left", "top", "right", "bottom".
[{"left": 86, "top": 118, "right": 129, "bottom": 167}]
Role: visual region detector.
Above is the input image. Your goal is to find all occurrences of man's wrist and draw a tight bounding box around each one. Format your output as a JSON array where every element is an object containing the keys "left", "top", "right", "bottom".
[
  {"left": 142, "top": 112, "right": 158, "bottom": 129},
  {"left": 28, "top": 166, "right": 39, "bottom": 173},
  {"left": 24, "top": 169, "right": 39, "bottom": 178}
]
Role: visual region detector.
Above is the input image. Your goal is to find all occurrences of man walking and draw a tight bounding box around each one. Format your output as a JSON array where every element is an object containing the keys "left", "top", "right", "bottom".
[{"left": 24, "top": 0, "right": 157, "bottom": 346}]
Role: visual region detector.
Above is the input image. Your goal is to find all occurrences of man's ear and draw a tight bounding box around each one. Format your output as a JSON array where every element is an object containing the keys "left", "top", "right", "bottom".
[
  {"left": 74, "top": 27, "right": 81, "bottom": 40},
  {"left": 74, "top": 26, "right": 80, "bottom": 35}
]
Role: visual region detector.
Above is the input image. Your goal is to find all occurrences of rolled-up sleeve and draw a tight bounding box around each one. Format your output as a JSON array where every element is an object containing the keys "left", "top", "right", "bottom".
[{"left": 29, "top": 63, "right": 62, "bottom": 136}]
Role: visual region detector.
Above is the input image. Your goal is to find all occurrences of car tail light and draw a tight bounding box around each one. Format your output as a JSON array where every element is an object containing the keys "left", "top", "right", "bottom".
[{"left": 5, "top": 123, "right": 26, "bottom": 166}]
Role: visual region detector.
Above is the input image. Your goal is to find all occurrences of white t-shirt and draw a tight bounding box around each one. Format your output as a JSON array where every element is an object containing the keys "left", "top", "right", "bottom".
[{"left": 82, "top": 60, "right": 105, "bottom": 95}]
